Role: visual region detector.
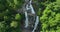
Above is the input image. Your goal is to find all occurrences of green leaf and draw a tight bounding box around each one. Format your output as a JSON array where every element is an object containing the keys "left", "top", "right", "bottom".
[
  {"left": 15, "top": 13, "right": 21, "bottom": 20},
  {"left": 10, "top": 21, "right": 18, "bottom": 28}
]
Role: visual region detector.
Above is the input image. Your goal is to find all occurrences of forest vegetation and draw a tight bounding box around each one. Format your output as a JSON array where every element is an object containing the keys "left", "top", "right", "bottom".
[{"left": 0, "top": 0, "right": 60, "bottom": 32}]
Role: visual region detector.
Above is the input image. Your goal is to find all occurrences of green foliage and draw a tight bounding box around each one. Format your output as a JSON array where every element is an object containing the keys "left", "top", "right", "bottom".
[
  {"left": 0, "top": 0, "right": 23, "bottom": 32},
  {"left": 0, "top": 21, "right": 6, "bottom": 32},
  {"left": 40, "top": 2, "right": 60, "bottom": 32},
  {"left": 10, "top": 21, "right": 18, "bottom": 28},
  {"left": 0, "top": 0, "right": 60, "bottom": 32},
  {"left": 15, "top": 13, "right": 21, "bottom": 20},
  {"left": 6, "top": 0, "right": 24, "bottom": 9}
]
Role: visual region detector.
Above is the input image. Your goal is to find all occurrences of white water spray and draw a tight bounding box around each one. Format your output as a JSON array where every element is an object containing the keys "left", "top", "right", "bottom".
[
  {"left": 29, "top": 0, "right": 35, "bottom": 14},
  {"left": 25, "top": 11, "right": 29, "bottom": 28},
  {"left": 25, "top": 0, "right": 35, "bottom": 28},
  {"left": 30, "top": 4, "right": 35, "bottom": 14},
  {"left": 32, "top": 16, "right": 39, "bottom": 32},
  {"left": 26, "top": 5, "right": 30, "bottom": 10},
  {"left": 24, "top": 0, "right": 39, "bottom": 32}
]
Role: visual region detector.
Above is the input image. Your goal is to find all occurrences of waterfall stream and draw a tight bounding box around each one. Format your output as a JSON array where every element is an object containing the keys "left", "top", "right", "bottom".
[
  {"left": 25, "top": 11, "right": 29, "bottom": 28},
  {"left": 29, "top": 0, "right": 35, "bottom": 14},
  {"left": 24, "top": 0, "right": 39, "bottom": 32},
  {"left": 25, "top": 0, "right": 35, "bottom": 28},
  {"left": 32, "top": 16, "right": 39, "bottom": 32},
  {"left": 30, "top": 4, "right": 35, "bottom": 14}
]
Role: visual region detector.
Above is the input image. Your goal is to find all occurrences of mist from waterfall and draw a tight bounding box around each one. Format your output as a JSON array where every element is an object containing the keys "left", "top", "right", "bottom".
[{"left": 32, "top": 16, "right": 39, "bottom": 32}]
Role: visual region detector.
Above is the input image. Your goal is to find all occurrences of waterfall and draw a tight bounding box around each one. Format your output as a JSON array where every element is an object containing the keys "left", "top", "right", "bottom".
[
  {"left": 25, "top": 11, "right": 29, "bottom": 28},
  {"left": 32, "top": 16, "right": 39, "bottom": 32},
  {"left": 26, "top": 0, "right": 35, "bottom": 14},
  {"left": 26, "top": 5, "right": 30, "bottom": 10},
  {"left": 29, "top": 0, "right": 35, "bottom": 14},
  {"left": 24, "top": 0, "right": 39, "bottom": 32},
  {"left": 30, "top": 4, "right": 35, "bottom": 14},
  {"left": 25, "top": 0, "right": 35, "bottom": 28}
]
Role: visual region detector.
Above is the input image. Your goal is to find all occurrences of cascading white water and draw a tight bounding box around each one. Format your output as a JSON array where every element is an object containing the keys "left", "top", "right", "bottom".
[
  {"left": 25, "top": 11, "right": 29, "bottom": 28},
  {"left": 25, "top": 0, "right": 35, "bottom": 28},
  {"left": 32, "top": 16, "right": 39, "bottom": 32},
  {"left": 30, "top": 4, "right": 35, "bottom": 14},
  {"left": 29, "top": 0, "right": 35, "bottom": 14},
  {"left": 25, "top": 0, "right": 39, "bottom": 32},
  {"left": 26, "top": 5, "right": 30, "bottom": 10}
]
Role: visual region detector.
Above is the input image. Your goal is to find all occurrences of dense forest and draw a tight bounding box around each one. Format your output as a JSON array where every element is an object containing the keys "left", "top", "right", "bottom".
[{"left": 0, "top": 0, "right": 60, "bottom": 32}]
